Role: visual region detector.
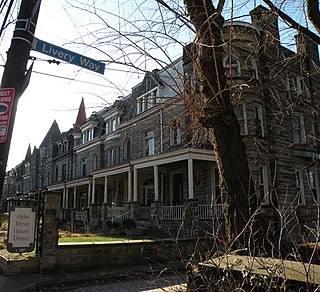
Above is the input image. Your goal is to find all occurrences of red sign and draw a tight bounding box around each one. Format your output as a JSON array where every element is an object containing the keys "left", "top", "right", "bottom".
[{"left": 0, "top": 88, "right": 15, "bottom": 143}]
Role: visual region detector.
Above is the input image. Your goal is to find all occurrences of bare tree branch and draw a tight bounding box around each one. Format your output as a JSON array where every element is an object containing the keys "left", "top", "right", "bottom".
[{"left": 262, "top": 0, "right": 320, "bottom": 45}]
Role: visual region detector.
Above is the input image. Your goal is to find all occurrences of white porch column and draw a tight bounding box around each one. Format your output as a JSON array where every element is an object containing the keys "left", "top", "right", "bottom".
[
  {"left": 103, "top": 176, "right": 108, "bottom": 204},
  {"left": 91, "top": 178, "right": 96, "bottom": 204},
  {"left": 73, "top": 187, "right": 77, "bottom": 209},
  {"left": 128, "top": 170, "right": 132, "bottom": 202},
  {"left": 154, "top": 165, "right": 159, "bottom": 201},
  {"left": 188, "top": 158, "right": 194, "bottom": 199},
  {"left": 87, "top": 182, "right": 91, "bottom": 208},
  {"left": 133, "top": 168, "right": 138, "bottom": 201}
]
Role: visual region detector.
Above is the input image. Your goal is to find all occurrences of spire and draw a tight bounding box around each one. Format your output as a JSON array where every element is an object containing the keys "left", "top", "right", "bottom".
[
  {"left": 25, "top": 144, "right": 31, "bottom": 161},
  {"left": 73, "top": 97, "right": 87, "bottom": 134}
]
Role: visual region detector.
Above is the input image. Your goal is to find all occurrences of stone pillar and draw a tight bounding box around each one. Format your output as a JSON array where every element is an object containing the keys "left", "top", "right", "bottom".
[
  {"left": 184, "top": 199, "right": 199, "bottom": 237},
  {"left": 40, "top": 192, "right": 61, "bottom": 273},
  {"left": 128, "top": 170, "right": 132, "bottom": 202}
]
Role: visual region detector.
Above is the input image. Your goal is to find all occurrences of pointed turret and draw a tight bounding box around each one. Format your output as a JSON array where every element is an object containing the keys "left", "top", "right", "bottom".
[
  {"left": 73, "top": 98, "right": 87, "bottom": 134},
  {"left": 25, "top": 144, "right": 31, "bottom": 161}
]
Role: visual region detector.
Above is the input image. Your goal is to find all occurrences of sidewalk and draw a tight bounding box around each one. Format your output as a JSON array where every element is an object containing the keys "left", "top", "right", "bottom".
[{"left": 0, "top": 263, "right": 186, "bottom": 292}]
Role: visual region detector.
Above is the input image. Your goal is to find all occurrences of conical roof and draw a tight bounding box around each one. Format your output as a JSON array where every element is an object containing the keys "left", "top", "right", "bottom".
[{"left": 73, "top": 97, "right": 87, "bottom": 134}]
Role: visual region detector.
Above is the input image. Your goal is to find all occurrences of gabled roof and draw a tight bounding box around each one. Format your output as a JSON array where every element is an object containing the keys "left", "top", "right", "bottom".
[
  {"left": 40, "top": 120, "right": 61, "bottom": 147},
  {"left": 131, "top": 71, "right": 162, "bottom": 99},
  {"left": 73, "top": 97, "right": 87, "bottom": 134}
]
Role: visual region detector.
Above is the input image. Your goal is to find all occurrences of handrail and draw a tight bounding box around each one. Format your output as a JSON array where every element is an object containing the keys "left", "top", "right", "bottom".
[{"left": 111, "top": 209, "right": 134, "bottom": 224}]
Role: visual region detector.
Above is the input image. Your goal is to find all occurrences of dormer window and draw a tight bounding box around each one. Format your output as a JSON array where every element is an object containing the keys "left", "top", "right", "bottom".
[
  {"left": 81, "top": 121, "right": 98, "bottom": 144},
  {"left": 137, "top": 89, "right": 157, "bottom": 114},
  {"left": 105, "top": 115, "right": 120, "bottom": 134},
  {"left": 223, "top": 54, "right": 241, "bottom": 78}
]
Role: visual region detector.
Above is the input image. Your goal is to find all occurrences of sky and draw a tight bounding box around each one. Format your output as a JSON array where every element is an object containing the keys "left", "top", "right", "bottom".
[
  {"left": 1, "top": 0, "right": 142, "bottom": 169},
  {"left": 0, "top": 0, "right": 315, "bottom": 170}
]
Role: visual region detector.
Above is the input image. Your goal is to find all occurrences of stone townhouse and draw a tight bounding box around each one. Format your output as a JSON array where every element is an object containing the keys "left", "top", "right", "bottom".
[{"left": 3, "top": 6, "right": 320, "bottom": 238}]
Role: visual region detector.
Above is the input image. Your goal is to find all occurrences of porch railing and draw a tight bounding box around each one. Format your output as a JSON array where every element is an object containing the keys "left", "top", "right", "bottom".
[
  {"left": 198, "top": 204, "right": 223, "bottom": 220},
  {"left": 111, "top": 209, "right": 134, "bottom": 225},
  {"left": 106, "top": 207, "right": 125, "bottom": 219},
  {"left": 160, "top": 205, "right": 185, "bottom": 220}
]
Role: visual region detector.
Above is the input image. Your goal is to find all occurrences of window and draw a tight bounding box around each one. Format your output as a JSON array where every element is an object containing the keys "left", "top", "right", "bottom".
[
  {"left": 145, "top": 130, "right": 155, "bottom": 156},
  {"left": 170, "top": 120, "right": 182, "bottom": 145},
  {"left": 82, "top": 158, "right": 87, "bottom": 176},
  {"left": 292, "top": 113, "right": 306, "bottom": 143},
  {"left": 258, "top": 165, "right": 269, "bottom": 205},
  {"left": 223, "top": 55, "right": 241, "bottom": 78},
  {"left": 107, "top": 149, "right": 115, "bottom": 166},
  {"left": 62, "top": 164, "right": 67, "bottom": 181},
  {"left": 308, "top": 170, "right": 319, "bottom": 202},
  {"left": 105, "top": 116, "right": 119, "bottom": 134},
  {"left": 234, "top": 104, "right": 248, "bottom": 135},
  {"left": 55, "top": 167, "right": 59, "bottom": 181},
  {"left": 286, "top": 75, "right": 309, "bottom": 95},
  {"left": 137, "top": 90, "right": 157, "bottom": 114},
  {"left": 253, "top": 105, "right": 264, "bottom": 137},
  {"left": 123, "top": 139, "right": 131, "bottom": 160},
  {"left": 82, "top": 128, "right": 93, "bottom": 143},
  {"left": 92, "top": 154, "right": 98, "bottom": 170},
  {"left": 245, "top": 56, "right": 258, "bottom": 79},
  {"left": 295, "top": 170, "right": 305, "bottom": 205}
]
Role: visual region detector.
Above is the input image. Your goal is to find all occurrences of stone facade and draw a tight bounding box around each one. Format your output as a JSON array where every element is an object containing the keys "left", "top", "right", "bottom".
[{"left": 3, "top": 6, "right": 320, "bottom": 239}]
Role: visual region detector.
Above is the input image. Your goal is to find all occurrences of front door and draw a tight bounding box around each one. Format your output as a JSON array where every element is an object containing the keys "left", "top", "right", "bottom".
[{"left": 172, "top": 173, "right": 183, "bottom": 205}]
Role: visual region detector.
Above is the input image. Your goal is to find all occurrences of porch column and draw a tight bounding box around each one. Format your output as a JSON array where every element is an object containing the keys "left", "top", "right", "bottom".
[
  {"left": 154, "top": 165, "right": 159, "bottom": 201},
  {"left": 91, "top": 178, "right": 96, "bottom": 204},
  {"left": 65, "top": 188, "right": 69, "bottom": 209},
  {"left": 62, "top": 188, "right": 66, "bottom": 209},
  {"left": 128, "top": 170, "right": 132, "bottom": 202},
  {"left": 73, "top": 187, "right": 77, "bottom": 209},
  {"left": 87, "top": 182, "right": 91, "bottom": 208},
  {"left": 103, "top": 176, "right": 108, "bottom": 204},
  {"left": 133, "top": 168, "right": 138, "bottom": 201},
  {"left": 188, "top": 158, "right": 194, "bottom": 199}
]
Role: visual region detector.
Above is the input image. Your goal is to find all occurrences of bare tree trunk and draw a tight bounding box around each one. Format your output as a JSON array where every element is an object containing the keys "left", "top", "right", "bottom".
[
  {"left": 184, "top": 0, "right": 258, "bottom": 245},
  {"left": 306, "top": 0, "right": 320, "bottom": 35}
]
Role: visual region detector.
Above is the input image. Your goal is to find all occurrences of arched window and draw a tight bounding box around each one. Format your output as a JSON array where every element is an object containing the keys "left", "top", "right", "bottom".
[
  {"left": 245, "top": 56, "right": 258, "bottom": 80},
  {"left": 223, "top": 54, "right": 241, "bottom": 78},
  {"left": 92, "top": 153, "right": 98, "bottom": 170},
  {"left": 123, "top": 138, "right": 131, "bottom": 160}
]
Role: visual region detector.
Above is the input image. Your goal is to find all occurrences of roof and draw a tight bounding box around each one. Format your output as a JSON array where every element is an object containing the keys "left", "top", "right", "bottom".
[
  {"left": 73, "top": 97, "right": 87, "bottom": 134},
  {"left": 40, "top": 120, "right": 61, "bottom": 147}
]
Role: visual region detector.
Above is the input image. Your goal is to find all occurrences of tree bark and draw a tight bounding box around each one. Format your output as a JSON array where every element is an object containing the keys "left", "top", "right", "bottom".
[
  {"left": 184, "top": 0, "right": 258, "bottom": 245},
  {"left": 306, "top": 0, "right": 320, "bottom": 35}
]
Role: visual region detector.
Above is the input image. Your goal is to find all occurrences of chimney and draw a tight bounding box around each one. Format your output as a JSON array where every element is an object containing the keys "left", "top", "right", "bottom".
[
  {"left": 250, "top": 5, "right": 280, "bottom": 47},
  {"left": 295, "top": 33, "right": 319, "bottom": 63}
]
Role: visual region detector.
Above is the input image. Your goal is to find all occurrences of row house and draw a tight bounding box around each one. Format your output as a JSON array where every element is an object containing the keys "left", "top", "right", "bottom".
[{"left": 3, "top": 6, "right": 320, "bottom": 238}]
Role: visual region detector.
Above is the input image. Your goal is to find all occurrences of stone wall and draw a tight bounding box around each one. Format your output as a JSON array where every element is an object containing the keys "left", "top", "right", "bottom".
[{"left": 56, "top": 238, "right": 196, "bottom": 272}]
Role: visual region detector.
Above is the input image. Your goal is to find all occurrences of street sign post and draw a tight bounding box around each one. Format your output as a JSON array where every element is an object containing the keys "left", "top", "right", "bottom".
[
  {"left": 33, "top": 38, "right": 105, "bottom": 75},
  {"left": 0, "top": 88, "right": 15, "bottom": 143}
]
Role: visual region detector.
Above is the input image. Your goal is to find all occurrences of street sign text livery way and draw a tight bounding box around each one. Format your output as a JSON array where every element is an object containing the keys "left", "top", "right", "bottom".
[{"left": 33, "top": 38, "right": 105, "bottom": 75}]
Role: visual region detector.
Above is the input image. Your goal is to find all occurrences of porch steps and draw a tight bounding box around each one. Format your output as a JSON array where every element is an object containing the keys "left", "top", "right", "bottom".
[{"left": 135, "top": 220, "right": 152, "bottom": 234}]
